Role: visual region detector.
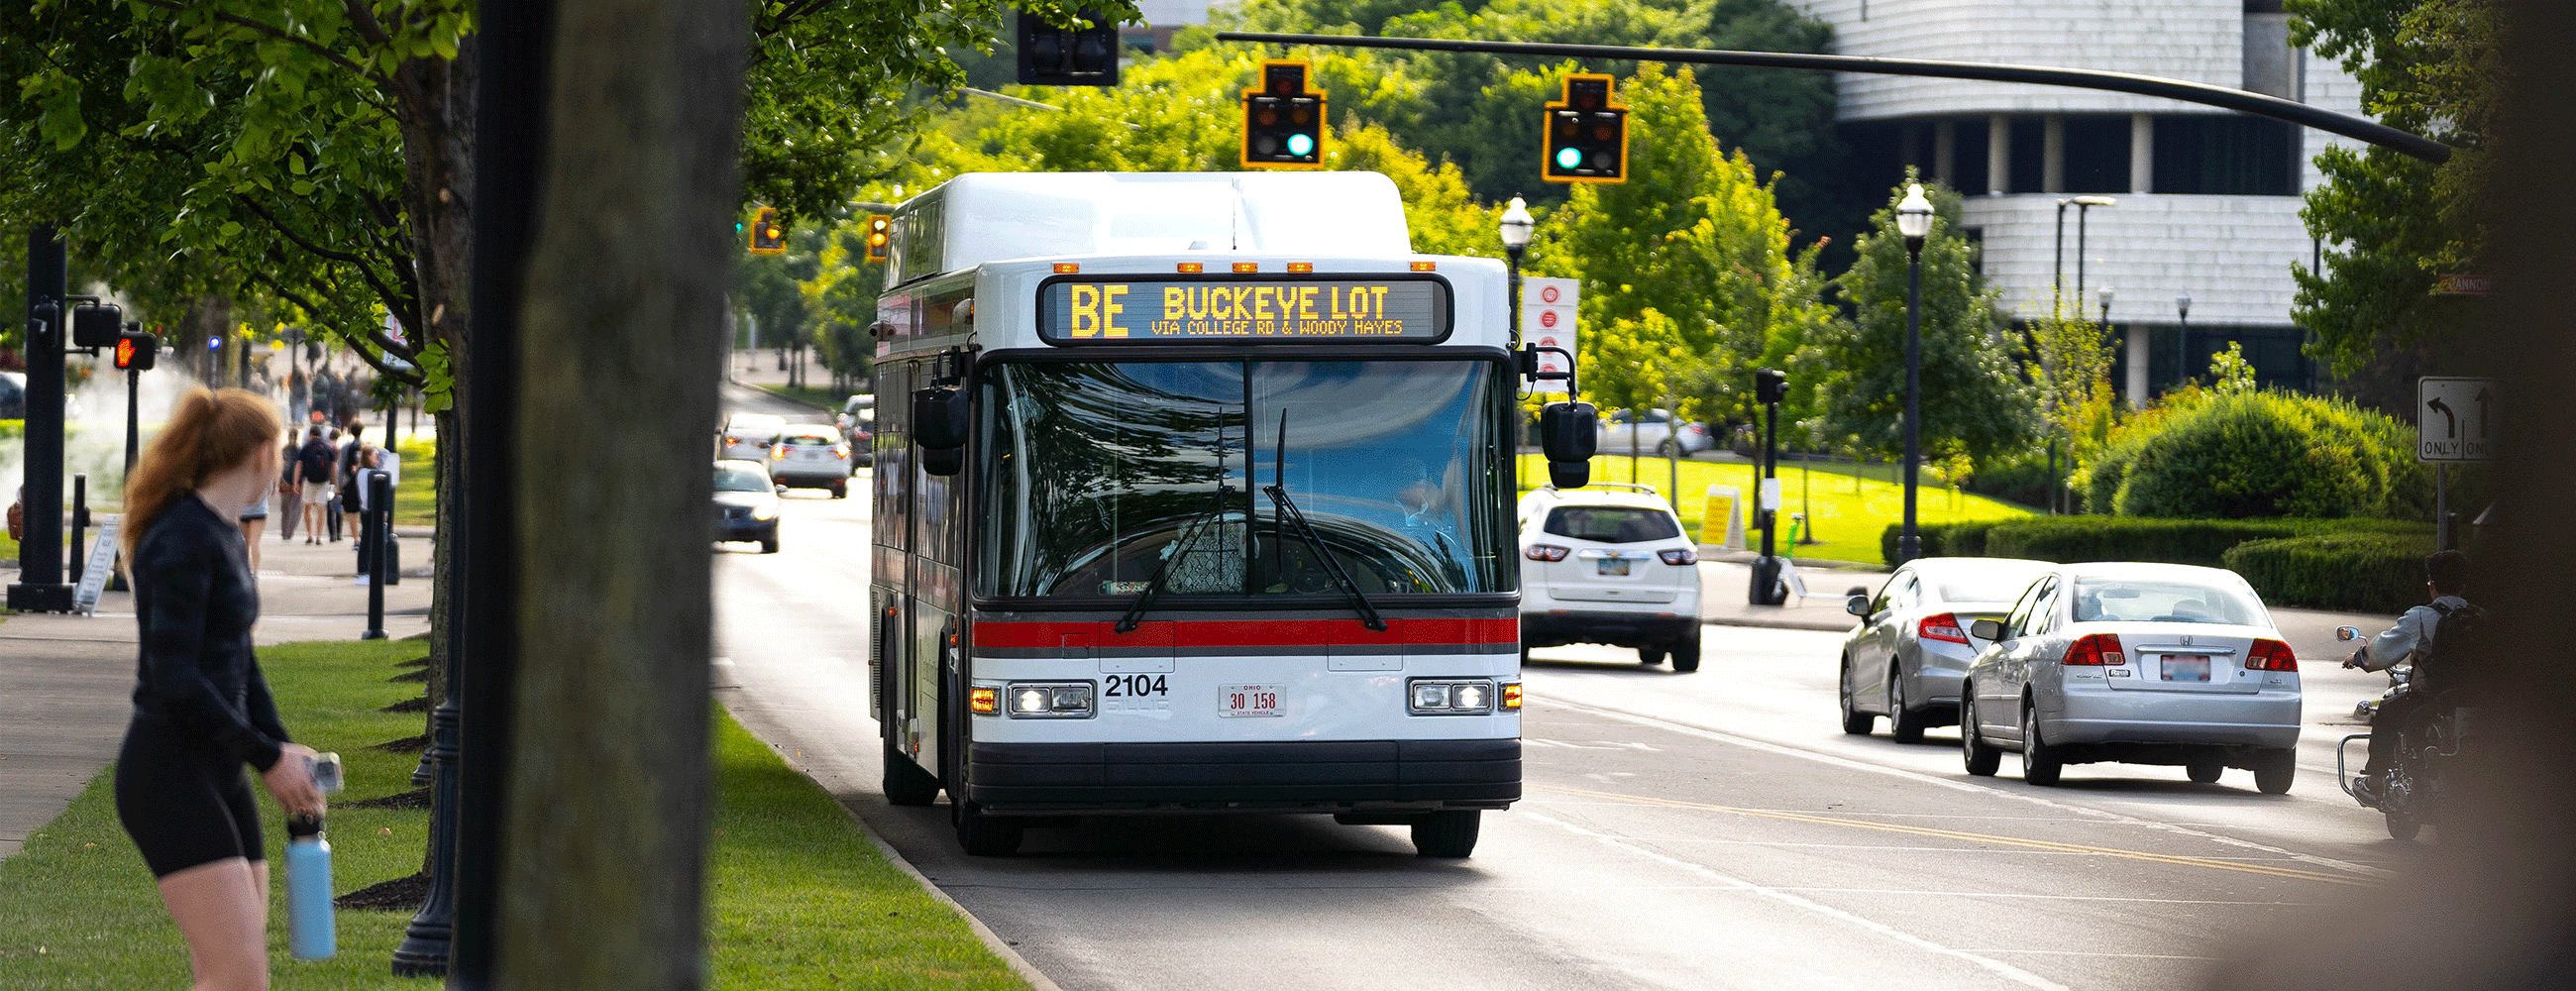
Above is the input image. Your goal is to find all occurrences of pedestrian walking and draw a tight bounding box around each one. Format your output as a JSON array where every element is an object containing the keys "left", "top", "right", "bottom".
[
  {"left": 336, "top": 425, "right": 367, "bottom": 546},
  {"left": 275, "top": 435, "right": 301, "bottom": 542},
  {"left": 293, "top": 425, "right": 336, "bottom": 544},
  {"left": 114, "top": 386, "right": 326, "bottom": 991},
  {"left": 236, "top": 486, "right": 268, "bottom": 573}
]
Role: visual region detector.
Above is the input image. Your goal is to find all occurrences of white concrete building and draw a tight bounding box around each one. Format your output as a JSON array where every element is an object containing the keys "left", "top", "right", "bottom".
[{"left": 1788, "top": 0, "right": 2360, "bottom": 399}]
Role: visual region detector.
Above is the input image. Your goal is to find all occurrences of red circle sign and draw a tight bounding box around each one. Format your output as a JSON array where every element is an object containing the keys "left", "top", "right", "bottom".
[
  {"left": 1539, "top": 310, "right": 1558, "bottom": 328},
  {"left": 1540, "top": 285, "right": 1561, "bottom": 303}
]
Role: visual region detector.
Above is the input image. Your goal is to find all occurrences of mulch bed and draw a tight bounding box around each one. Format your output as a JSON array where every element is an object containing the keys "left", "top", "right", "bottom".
[
  {"left": 388, "top": 668, "right": 430, "bottom": 684},
  {"left": 344, "top": 787, "right": 432, "bottom": 810},
  {"left": 373, "top": 734, "right": 430, "bottom": 753},
  {"left": 380, "top": 696, "right": 429, "bottom": 714},
  {"left": 398, "top": 655, "right": 432, "bottom": 669},
  {"left": 337, "top": 870, "right": 430, "bottom": 912}
]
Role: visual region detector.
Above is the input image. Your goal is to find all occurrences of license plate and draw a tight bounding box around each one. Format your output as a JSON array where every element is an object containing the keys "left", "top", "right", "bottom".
[
  {"left": 2161, "top": 655, "right": 2211, "bottom": 682},
  {"left": 1597, "top": 559, "right": 1632, "bottom": 576},
  {"left": 1218, "top": 684, "right": 1285, "bottom": 717}
]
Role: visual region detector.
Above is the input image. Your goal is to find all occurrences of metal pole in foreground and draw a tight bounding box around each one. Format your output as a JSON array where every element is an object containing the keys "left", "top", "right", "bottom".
[
  {"left": 12, "top": 226, "right": 74, "bottom": 613},
  {"left": 68, "top": 475, "right": 86, "bottom": 586},
  {"left": 361, "top": 471, "right": 388, "bottom": 640},
  {"left": 1894, "top": 185, "right": 1934, "bottom": 565}
]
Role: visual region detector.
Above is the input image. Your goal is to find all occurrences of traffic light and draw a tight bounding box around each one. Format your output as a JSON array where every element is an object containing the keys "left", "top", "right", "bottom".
[
  {"left": 1755, "top": 368, "right": 1787, "bottom": 404},
  {"left": 863, "top": 214, "right": 893, "bottom": 263},
  {"left": 1542, "top": 74, "right": 1628, "bottom": 184},
  {"left": 748, "top": 206, "right": 786, "bottom": 255},
  {"left": 1016, "top": 8, "right": 1120, "bottom": 87},
  {"left": 1240, "top": 60, "right": 1326, "bottom": 169},
  {"left": 114, "top": 330, "right": 158, "bottom": 372},
  {"left": 70, "top": 302, "right": 124, "bottom": 348}
]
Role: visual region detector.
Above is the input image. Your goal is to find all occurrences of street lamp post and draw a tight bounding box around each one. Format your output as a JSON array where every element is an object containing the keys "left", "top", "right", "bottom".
[
  {"left": 1895, "top": 184, "right": 1934, "bottom": 565},
  {"left": 2175, "top": 293, "right": 2192, "bottom": 389},
  {"left": 1499, "top": 196, "right": 1533, "bottom": 347},
  {"left": 2098, "top": 285, "right": 2115, "bottom": 328},
  {"left": 2053, "top": 195, "right": 2116, "bottom": 316}
]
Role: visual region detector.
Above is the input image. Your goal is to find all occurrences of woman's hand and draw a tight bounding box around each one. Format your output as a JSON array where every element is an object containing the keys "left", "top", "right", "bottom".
[{"left": 262, "top": 742, "right": 328, "bottom": 821}]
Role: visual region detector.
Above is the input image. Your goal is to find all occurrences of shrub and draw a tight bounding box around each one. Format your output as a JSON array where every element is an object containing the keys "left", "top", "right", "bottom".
[
  {"left": 1961, "top": 447, "right": 2055, "bottom": 510},
  {"left": 2223, "top": 533, "right": 2435, "bottom": 614},
  {"left": 2111, "top": 391, "right": 2400, "bottom": 518},
  {"left": 1885, "top": 515, "right": 2434, "bottom": 568}
]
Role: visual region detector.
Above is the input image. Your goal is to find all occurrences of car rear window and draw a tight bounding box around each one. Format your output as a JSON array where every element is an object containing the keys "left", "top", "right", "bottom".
[
  {"left": 1543, "top": 506, "right": 1680, "bottom": 543},
  {"left": 713, "top": 466, "right": 769, "bottom": 492},
  {"left": 2072, "top": 579, "right": 2268, "bottom": 625},
  {"left": 783, "top": 431, "right": 838, "bottom": 447},
  {"left": 1928, "top": 564, "right": 2054, "bottom": 603}
]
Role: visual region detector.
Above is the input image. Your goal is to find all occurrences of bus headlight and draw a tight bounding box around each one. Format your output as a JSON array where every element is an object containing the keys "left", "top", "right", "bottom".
[
  {"left": 1005, "top": 682, "right": 1094, "bottom": 718},
  {"left": 1408, "top": 678, "right": 1497, "bottom": 716}
]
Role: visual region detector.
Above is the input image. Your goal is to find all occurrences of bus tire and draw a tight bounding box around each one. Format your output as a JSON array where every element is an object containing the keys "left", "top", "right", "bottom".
[
  {"left": 955, "top": 800, "right": 1024, "bottom": 856},
  {"left": 883, "top": 735, "right": 941, "bottom": 808},
  {"left": 1411, "top": 810, "right": 1480, "bottom": 858}
]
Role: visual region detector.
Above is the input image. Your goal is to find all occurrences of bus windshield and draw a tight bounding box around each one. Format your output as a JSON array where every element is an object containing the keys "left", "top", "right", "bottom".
[{"left": 976, "top": 360, "right": 1508, "bottom": 599}]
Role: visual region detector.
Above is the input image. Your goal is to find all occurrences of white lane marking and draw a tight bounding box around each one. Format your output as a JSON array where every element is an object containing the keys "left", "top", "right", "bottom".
[
  {"left": 1546, "top": 698, "right": 2396, "bottom": 880},
  {"left": 1959, "top": 950, "right": 2226, "bottom": 961},
  {"left": 1522, "top": 810, "right": 2072, "bottom": 991},
  {"left": 712, "top": 657, "right": 735, "bottom": 666}
]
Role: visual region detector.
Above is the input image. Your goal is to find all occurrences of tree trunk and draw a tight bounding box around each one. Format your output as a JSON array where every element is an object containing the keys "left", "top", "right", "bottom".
[
  {"left": 391, "top": 41, "right": 479, "bottom": 351},
  {"left": 497, "top": 1, "right": 744, "bottom": 987}
]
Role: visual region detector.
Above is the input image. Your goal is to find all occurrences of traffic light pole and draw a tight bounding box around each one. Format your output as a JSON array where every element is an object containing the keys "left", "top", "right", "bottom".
[{"left": 12, "top": 226, "right": 74, "bottom": 613}]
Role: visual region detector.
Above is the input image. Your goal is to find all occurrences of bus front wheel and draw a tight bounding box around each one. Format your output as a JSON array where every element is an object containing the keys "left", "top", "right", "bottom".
[
  {"left": 954, "top": 799, "right": 1024, "bottom": 856},
  {"left": 1412, "top": 810, "right": 1480, "bottom": 858}
]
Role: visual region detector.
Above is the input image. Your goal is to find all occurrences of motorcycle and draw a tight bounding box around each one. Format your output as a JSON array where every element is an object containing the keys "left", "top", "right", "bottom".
[{"left": 2334, "top": 624, "right": 2476, "bottom": 841}]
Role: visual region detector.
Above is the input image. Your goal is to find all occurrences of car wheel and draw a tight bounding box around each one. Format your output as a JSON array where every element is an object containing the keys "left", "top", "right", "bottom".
[
  {"left": 954, "top": 799, "right": 1024, "bottom": 856},
  {"left": 2384, "top": 810, "right": 2421, "bottom": 841},
  {"left": 1411, "top": 810, "right": 1480, "bottom": 858},
  {"left": 2187, "top": 760, "right": 2224, "bottom": 784},
  {"left": 1655, "top": 439, "right": 1678, "bottom": 458},
  {"left": 882, "top": 734, "right": 941, "bottom": 807},
  {"left": 1961, "top": 691, "right": 2000, "bottom": 776},
  {"left": 1668, "top": 630, "right": 1701, "bottom": 674},
  {"left": 1839, "top": 659, "right": 1874, "bottom": 734},
  {"left": 1887, "top": 670, "right": 1926, "bottom": 744},
  {"left": 2252, "top": 747, "right": 2296, "bottom": 795},
  {"left": 2020, "top": 703, "right": 2063, "bottom": 786},
  {"left": 830, "top": 482, "right": 848, "bottom": 498},
  {"left": 1637, "top": 646, "right": 1665, "bottom": 666},
  {"left": 759, "top": 535, "right": 780, "bottom": 554}
]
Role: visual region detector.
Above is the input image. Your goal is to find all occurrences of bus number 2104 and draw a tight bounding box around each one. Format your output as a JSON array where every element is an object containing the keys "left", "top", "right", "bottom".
[{"left": 1105, "top": 674, "right": 1168, "bottom": 698}]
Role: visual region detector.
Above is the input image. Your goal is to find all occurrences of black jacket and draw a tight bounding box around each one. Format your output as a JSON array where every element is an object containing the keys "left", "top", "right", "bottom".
[{"left": 130, "top": 494, "right": 288, "bottom": 771}]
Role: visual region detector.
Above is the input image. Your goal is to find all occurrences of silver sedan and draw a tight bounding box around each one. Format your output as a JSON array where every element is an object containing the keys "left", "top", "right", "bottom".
[
  {"left": 1960, "top": 562, "right": 2304, "bottom": 792},
  {"left": 1838, "top": 557, "right": 2056, "bottom": 743}
]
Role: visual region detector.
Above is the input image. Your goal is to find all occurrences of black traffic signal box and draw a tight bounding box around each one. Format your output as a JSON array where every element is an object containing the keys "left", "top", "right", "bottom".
[
  {"left": 1240, "top": 60, "right": 1326, "bottom": 169},
  {"left": 71, "top": 302, "right": 125, "bottom": 349},
  {"left": 1543, "top": 74, "right": 1628, "bottom": 184},
  {"left": 115, "top": 329, "right": 158, "bottom": 372},
  {"left": 864, "top": 214, "right": 893, "bottom": 263},
  {"left": 1017, "top": 8, "right": 1120, "bottom": 87},
  {"left": 748, "top": 207, "right": 786, "bottom": 255},
  {"left": 1755, "top": 368, "right": 1787, "bottom": 405}
]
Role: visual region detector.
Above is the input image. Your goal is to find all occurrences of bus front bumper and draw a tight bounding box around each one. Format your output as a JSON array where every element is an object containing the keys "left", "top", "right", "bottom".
[{"left": 963, "top": 738, "right": 1520, "bottom": 814}]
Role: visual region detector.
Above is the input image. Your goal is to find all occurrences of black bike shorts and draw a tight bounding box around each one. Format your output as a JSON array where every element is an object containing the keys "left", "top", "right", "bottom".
[{"left": 114, "top": 716, "right": 265, "bottom": 878}]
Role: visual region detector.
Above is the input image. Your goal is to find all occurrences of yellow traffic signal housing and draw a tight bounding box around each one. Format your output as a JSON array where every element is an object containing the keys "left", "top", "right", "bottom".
[
  {"left": 1240, "top": 60, "right": 1326, "bottom": 169},
  {"left": 1542, "top": 74, "right": 1628, "bottom": 184},
  {"left": 864, "top": 214, "right": 893, "bottom": 263},
  {"left": 748, "top": 206, "right": 787, "bottom": 255}
]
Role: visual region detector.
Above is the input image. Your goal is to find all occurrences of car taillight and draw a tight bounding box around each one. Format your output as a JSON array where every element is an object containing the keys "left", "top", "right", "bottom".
[
  {"left": 769, "top": 445, "right": 786, "bottom": 460},
  {"left": 834, "top": 443, "right": 850, "bottom": 459},
  {"left": 1917, "top": 612, "right": 1970, "bottom": 644},
  {"left": 2063, "top": 632, "right": 2125, "bottom": 666},
  {"left": 1525, "top": 544, "right": 1569, "bottom": 562},
  {"left": 1658, "top": 548, "right": 1697, "bottom": 566},
  {"left": 2245, "top": 638, "right": 2299, "bottom": 671}
]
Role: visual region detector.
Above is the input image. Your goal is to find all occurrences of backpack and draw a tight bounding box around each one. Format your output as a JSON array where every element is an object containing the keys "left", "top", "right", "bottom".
[
  {"left": 2418, "top": 600, "right": 2483, "bottom": 695},
  {"left": 297, "top": 440, "right": 335, "bottom": 484}
]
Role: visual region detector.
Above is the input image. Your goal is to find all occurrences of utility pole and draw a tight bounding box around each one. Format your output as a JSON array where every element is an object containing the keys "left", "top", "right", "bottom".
[{"left": 11, "top": 227, "right": 74, "bottom": 612}]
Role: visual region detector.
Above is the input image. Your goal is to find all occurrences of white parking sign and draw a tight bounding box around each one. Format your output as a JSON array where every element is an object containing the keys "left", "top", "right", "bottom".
[{"left": 2416, "top": 377, "right": 2498, "bottom": 462}]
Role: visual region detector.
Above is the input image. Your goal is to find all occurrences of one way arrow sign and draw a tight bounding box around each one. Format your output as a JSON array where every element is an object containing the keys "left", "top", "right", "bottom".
[{"left": 2417, "top": 377, "right": 2499, "bottom": 462}]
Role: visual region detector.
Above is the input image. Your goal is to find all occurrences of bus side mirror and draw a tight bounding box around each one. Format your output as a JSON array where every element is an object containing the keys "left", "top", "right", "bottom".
[
  {"left": 1540, "top": 401, "right": 1596, "bottom": 489},
  {"left": 912, "top": 385, "right": 968, "bottom": 477}
]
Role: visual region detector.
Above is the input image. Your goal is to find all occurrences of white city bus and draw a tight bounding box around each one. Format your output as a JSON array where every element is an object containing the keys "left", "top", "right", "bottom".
[{"left": 869, "top": 171, "right": 1549, "bottom": 857}]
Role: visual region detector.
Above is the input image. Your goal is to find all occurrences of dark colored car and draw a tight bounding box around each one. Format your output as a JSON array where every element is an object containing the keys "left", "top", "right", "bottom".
[{"left": 713, "top": 459, "right": 780, "bottom": 553}]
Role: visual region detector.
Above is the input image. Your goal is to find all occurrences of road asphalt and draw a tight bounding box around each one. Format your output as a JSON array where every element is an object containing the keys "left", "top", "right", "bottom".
[{"left": 0, "top": 525, "right": 432, "bottom": 861}]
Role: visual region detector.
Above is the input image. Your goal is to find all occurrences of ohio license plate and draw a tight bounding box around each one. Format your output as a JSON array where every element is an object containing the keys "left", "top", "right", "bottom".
[
  {"left": 1597, "top": 559, "right": 1632, "bottom": 576},
  {"left": 2161, "top": 655, "right": 2211, "bottom": 682},
  {"left": 1218, "top": 684, "right": 1284, "bottom": 717}
]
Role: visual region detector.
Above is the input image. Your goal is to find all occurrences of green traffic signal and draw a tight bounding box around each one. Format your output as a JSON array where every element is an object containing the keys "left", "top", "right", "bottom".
[
  {"left": 1286, "top": 133, "right": 1315, "bottom": 157},
  {"left": 1555, "top": 146, "right": 1583, "bottom": 170}
]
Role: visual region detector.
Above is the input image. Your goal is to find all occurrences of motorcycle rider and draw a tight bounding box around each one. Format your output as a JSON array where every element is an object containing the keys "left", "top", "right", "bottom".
[{"left": 2342, "top": 549, "right": 2474, "bottom": 803}]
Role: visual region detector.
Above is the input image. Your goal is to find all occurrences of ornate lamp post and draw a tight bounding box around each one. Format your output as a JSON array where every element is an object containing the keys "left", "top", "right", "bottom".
[
  {"left": 1499, "top": 196, "right": 1533, "bottom": 347},
  {"left": 1895, "top": 184, "right": 1935, "bottom": 564}
]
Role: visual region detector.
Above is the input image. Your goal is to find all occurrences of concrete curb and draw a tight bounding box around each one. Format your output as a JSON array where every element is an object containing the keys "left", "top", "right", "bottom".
[
  {"left": 1703, "top": 613, "right": 1856, "bottom": 633},
  {"left": 841, "top": 812, "right": 1065, "bottom": 991}
]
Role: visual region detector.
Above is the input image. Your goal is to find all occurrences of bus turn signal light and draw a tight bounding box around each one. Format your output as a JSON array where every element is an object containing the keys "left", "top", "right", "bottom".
[
  {"left": 1502, "top": 684, "right": 1524, "bottom": 710},
  {"left": 970, "top": 688, "right": 998, "bottom": 715}
]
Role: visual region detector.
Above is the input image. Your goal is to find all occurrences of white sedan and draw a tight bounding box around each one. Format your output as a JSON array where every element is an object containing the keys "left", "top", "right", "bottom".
[{"left": 1959, "top": 562, "right": 2303, "bottom": 793}]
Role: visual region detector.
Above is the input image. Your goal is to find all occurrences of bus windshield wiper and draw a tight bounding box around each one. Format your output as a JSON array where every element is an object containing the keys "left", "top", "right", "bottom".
[
  {"left": 1263, "top": 484, "right": 1388, "bottom": 631},
  {"left": 1114, "top": 485, "right": 1232, "bottom": 633}
]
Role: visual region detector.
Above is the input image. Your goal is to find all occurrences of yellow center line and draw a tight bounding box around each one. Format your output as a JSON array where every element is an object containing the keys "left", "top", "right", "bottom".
[{"left": 1534, "top": 784, "right": 2373, "bottom": 888}]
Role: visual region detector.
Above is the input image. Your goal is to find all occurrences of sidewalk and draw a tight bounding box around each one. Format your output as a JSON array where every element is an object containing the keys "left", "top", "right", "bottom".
[{"left": 0, "top": 526, "right": 432, "bottom": 861}]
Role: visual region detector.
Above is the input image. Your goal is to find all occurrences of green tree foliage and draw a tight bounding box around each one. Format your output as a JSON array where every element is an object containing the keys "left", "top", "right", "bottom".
[
  {"left": 1810, "top": 177, "right": 2037, "bottom": 470},
  {"left": 2287, "top": 0, "right": 2496, "bottom": 391},
  {"left": 2090, "top": 389, "right": 2418, "bottom": 519}
]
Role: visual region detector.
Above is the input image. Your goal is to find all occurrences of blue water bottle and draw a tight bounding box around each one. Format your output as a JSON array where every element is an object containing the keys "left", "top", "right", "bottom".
[{"left": 285, "top": 815, "right": 336, "bottom": 959}]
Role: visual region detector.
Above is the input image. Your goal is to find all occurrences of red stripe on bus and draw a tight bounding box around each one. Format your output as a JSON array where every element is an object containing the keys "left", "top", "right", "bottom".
[{"left": 972, "top": 617, "right": 1516, "bottom": 649}]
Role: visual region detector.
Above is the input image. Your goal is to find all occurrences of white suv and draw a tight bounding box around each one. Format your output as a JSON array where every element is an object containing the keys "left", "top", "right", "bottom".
[{"left": 1517, "top": 484, "right": 1705, "bottom": 671}]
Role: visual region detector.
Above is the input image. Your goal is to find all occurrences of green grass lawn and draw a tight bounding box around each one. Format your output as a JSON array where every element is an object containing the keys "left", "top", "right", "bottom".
[
  {"left": 0, "top": 640, "right": 1026, "bottom": 989},
  {"left": 1516, "top": 453, "right": 2035, "bottom": 566},
  {"left": 757, "top": 384, "right": 848, "bottom": 412}
]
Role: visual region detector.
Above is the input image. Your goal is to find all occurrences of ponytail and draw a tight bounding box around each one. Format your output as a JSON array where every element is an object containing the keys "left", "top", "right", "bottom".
[{"left": 122, "top": 387, "right": 283, "bottom": 564}]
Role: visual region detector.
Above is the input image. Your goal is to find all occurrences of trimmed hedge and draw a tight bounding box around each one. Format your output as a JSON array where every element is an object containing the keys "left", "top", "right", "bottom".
[
  {"left": 2079, "top": 390, "right": 2420, "bottom": 519},
  {"left": 2222, "top": 533, "right": 2434, "bottom": 614},
  {"left": 1884, "top": 515, "right": 2431, "bottom": 571}
]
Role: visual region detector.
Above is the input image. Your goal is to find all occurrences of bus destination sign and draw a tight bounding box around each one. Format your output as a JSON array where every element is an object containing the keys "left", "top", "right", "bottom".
[{"left": 1040, "top": 276, "right": 1448, "bottom": 343}]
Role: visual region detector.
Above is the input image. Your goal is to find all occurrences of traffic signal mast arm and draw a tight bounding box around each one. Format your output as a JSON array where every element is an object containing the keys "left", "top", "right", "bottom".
[{"left": 1216, "top": 31, "right": 2451, "bottom": 164}]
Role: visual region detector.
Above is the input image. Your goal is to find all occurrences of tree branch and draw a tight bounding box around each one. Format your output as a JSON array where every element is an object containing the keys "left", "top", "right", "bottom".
[
  {"left": 247, "top": 270, "right": 424, "bottom": 387},
  {"left": 130, "top": 0, "right": 393, "bottom": 89},
  {"left": 233, "top": 192, "right": 418, "bottom": 324},
  {"left": 339, "top": 0, "right": 394, "bottom": 47}
]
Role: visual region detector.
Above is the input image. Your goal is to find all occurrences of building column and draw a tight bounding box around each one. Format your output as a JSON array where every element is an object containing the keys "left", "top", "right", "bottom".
[
  {"left": 1986, "top": 114, "right": 2009, "bottom": 194},
  {"left": 2130, "top": 113, "right": 2155, "bottom": 193},
  {"left": 1933, "top": 119, "right": 1956, "bottom": 185},
  {"left": 2126, "top": 323, "right": 2151, "bottom": 407},
  {"left": 2042, "top": 114, "right": 2065, "bottom": 193}
]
